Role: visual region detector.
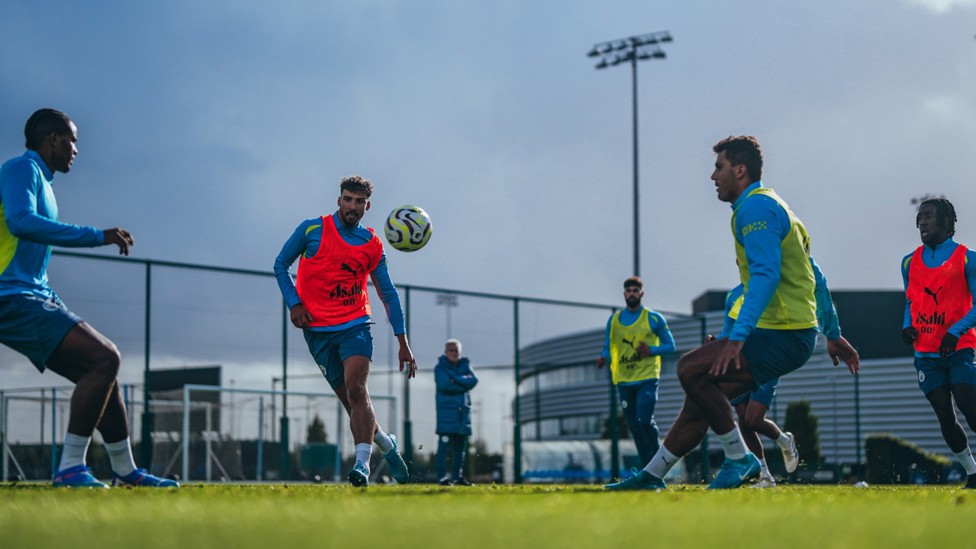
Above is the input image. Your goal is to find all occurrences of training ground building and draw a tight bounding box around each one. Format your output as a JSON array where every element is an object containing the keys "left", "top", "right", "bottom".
[{"left": 506, "top": 290, "right": 973, "bottom": 483}]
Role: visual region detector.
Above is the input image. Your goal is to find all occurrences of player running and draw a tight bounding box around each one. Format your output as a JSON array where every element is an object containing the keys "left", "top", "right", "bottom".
[
  {"left": 0, "top": 109, "right": 176, "bottom": 488},
  {"left": 607, "top": 135, "right": 858, "bottom": 491},
  {"left": 274, "top": 175, "right": 415, "bottom": 487},
  {"left": 901, "top": 197, "right": 976, "bottom": 489}
]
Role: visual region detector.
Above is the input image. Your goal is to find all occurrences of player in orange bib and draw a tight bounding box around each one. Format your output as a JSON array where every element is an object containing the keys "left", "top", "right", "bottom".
[
  {"left": 902, "top": 197, "right": 976, "bottom": 488},
  {"left": 275, "top": 175, "right": 416, "bottom": 487}
]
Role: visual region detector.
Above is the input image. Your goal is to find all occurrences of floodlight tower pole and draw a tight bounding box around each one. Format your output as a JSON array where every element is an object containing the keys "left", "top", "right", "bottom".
[
  {"left": 587, "top": 32, "right": 671, "bottom": 480},
  {"left": 588, "top": 31, "right": 672, "bottom": 278}
]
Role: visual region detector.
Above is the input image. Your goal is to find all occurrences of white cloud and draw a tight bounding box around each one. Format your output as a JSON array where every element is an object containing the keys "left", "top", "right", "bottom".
[{"left": 905, "top": 0, "right": 976, "bottom": 12}]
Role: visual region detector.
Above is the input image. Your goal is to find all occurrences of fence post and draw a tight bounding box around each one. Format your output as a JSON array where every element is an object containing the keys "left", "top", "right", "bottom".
[
  {"left": 1, "top": 391, "right": 6, "bottom": 481},
  {"left": 51, "top": 387, "right": 58, "bottom": 479},
  {"left": 513, "top": 298, "right": 522, "bottom": 484},
  {"left": 141, "top": 262, "right": 154, "bottom": 467},
  {"left": 403, "top": 286, "right": 413, "bottom": 466},
  {"left": 280, "top": 301, "right": 290, "bottom": 481}
]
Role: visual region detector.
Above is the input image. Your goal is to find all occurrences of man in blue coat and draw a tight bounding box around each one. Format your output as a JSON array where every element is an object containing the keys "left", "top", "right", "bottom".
[{"left": 435, "top": 338, "right": 478, "bottom": 485}]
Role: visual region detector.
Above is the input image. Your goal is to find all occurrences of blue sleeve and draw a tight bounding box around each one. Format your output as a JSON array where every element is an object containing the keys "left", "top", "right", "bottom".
[
  {"left": 1, "top": 158, "right": 103, "bottom": 247},
  {"left": 948, "top": 249, "right": 976, "bottom": 337},
  {"left": 455, "top": 362, "right": 479, "bottom": 390},
  {"left": 273, "top": 221, "right": 315, "bottom": 309},
  {"left": 600, "top": 315, "right": 613, "bottom": 360},
  {"left": 902, "top": 253, "right": 913, "bottom": 330},
  {"left": 648, "top": 311, "right": 675, "bottom": 355},
  {"left": 435, "top": 363, "right": 469, "bottom": 395},
  {"left": 810, "top": 257, "right": 841, "bottom": 339},
  {"left": 729, "top": 196, "right": 789, "bottom": 341},
  {"left": 370, "top": 253, "right": 406, "bottom": 335}
]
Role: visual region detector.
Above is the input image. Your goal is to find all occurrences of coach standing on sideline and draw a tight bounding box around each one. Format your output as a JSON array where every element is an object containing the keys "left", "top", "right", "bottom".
[{"left": 0, "top": 108, "right": 176, "bottom": 488}]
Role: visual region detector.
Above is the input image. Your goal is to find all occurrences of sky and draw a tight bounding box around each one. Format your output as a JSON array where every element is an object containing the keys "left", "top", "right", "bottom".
[{"left": 2, "top": 0, "right": 976, "bottom": 454}]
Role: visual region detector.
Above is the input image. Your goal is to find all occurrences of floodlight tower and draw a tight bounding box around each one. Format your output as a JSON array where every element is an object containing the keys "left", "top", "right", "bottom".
[{"left": 587, "top": 31, "right": 672, "bottom": 278}]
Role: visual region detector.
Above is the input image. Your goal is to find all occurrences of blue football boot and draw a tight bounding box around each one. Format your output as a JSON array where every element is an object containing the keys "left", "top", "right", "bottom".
[
  {"left": 112, "top": 468, "right": 180, "bottom": 487},
  {"left": 384, "top": 434, "right": 410, "bottom": 484},
  {"left": 53, "top": 465, "right": 109, "bottom": 489},
  {"left": 707, "top": 452, "right": 761, "bottom": 490},
  {"left": 604, "top": 470, "right": 667, "bottom": 491},
  {"left": 347, "top": 462, "right": 369, "bottom": 487}
]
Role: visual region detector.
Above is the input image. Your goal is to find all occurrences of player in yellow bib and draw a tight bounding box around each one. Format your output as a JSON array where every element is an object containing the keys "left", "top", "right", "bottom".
[
  {"left": 607, "top": 135, "right": 859, "bottom": 491},
  {"left": 597, "top": 276, "right": 675, "bottom": 465}
]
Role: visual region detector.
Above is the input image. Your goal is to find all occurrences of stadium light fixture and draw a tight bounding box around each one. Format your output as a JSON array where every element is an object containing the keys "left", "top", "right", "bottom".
[{"left": 587, "top": 30, "right": 671, "bottom": 278}]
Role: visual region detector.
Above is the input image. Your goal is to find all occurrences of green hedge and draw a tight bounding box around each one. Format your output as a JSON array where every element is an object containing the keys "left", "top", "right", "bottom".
[{"left": 865, "top": 433, "right": 951, "bottom": 484}]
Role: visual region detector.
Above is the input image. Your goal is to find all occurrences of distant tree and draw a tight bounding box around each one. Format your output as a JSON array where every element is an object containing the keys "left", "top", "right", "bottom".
[
  {"left": 306, "top": 414, "right": 327, "bottom": 443},
  {"left": 784, "top": 400, "right": 822, "bottom": 468}
]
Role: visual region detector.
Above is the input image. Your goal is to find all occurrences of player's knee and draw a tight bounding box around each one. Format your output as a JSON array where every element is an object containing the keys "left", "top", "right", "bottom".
[
  {"left": 92, "top": 343, "right": 122, "bottom": 378},
  {"left": 676, "top": 361, "right": 705, "bottom": 387}
]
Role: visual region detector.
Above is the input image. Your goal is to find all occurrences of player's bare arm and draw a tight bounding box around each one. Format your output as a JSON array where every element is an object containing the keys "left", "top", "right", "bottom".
[
  {"left": 289, "top": 303, "right": 313, "bottom": 328},
  {"left": 827, "top": 336, "right": 860, "bottom": 374},
  {"left": 397, "top": 334, "right": 417, "bottom": 378},
  {"left": 103, "top": 227, "right": 133, "bottom": 256},
  {"left": 710, "top": 339, "right": 745, "bottom": 376}
]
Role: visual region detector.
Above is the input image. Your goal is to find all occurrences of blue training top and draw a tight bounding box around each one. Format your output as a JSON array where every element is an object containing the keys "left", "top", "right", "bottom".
[
  {"left": 274, "top": 211, "right": 406, "bottom": 334},
  {"left": 901, "top": 237, "right": 976, "bottom": 358},
  {"left": 0, "top": 151, "right": 104, "bottom": 299},
  {"left": 719, "top": 257, "right": 841, "bottom": 340}
]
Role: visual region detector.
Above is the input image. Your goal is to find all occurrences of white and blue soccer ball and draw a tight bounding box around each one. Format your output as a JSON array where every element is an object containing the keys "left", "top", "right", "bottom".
[{"left": 384, "top": 205, "right": 432, "bottom": 252}]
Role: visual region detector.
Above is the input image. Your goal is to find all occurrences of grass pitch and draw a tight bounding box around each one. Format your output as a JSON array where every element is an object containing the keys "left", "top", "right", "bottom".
[{"left": 2, "top": 482, "right": 974, "bottom": 548}]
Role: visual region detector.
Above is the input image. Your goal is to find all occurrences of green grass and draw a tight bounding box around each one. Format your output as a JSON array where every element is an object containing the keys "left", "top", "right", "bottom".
[{"left": 2, "top": 482, "right": 974, "bottom": 548}]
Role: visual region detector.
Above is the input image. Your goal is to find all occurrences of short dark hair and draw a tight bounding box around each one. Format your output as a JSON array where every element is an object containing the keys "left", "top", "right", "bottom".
[
  {"left": 919, "top": 197, "right": 957, "bottom": 238},
  {"left": 340, "top": 175, "right": 373, "bottom": 198},
  {"left": 713, "top": 136, "right": 763, "bottom": 183},
  {"left": 25, "top": 108, "right": 73, "bottom": 151},
  {"left": 623, "top": 276, "right": 643, "bottom": 289}
]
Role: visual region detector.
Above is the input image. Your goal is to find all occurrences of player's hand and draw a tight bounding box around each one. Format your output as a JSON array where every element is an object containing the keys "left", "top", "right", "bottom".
[
  {"left": 397, "top": 335, "right": 417, "bottom": 379},
  {"left": 596, "top": 357, "right": 606, "bottom": 369},
  {"left": 289, "top": 303, "right": 313, "bottom": 328},
  {"left": 939, "top": 333, "right": 960, "bottom": 358},
  {"left": 103, "top": 228, "right": 134, "bottom": 256},
  {"left": 901, "top": 326, "right": 918, "bottom": 346},
  {"left": 710, "top": 339, "right": 744, "bottom": 376},
  {"left": 827, "top": 336, "right": 860, "bottom": 375},
  {"left": 636, "top": 341, "right": 651, "bottom": 358}
]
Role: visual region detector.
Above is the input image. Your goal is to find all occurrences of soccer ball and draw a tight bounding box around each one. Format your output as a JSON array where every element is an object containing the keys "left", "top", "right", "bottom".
[{"left": 384, "top": 205, "right": 432, "bottom": 252}]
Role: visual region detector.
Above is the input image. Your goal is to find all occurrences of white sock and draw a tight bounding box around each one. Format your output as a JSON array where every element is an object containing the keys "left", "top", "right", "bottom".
[
  {"left": 59, "top": 433, "right": 91, "bottom": 471},
  {"left": 355, "top": 443, "right": 372, "bottom": 472},
  {"left": 716, "top": 427, "right": 748, "bottom": 460},
  {"left": 954, "top": 448, "right": 976, "bottom": 475},
  {"left": 373, "top": 427, "right": 393, "bottom": 453},
  {"left": 104, "top": 437, "right": 138, "bottom": 476},
  {"left": 759, "top": 458, "right": 770, "bottom": 476},
  {"left": 644, "top": 445, "right": 681, "bottom": 479},
  {"left": 775, "top": 432, "right": 792, "bottom": 450}
]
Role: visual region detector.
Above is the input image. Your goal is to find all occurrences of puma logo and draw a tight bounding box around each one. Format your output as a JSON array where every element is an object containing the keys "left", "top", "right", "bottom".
[
  {"left": 622, "top": 337, "right": 638, "bottom": 350},
  {"left": 340, "top": 263, "right": 360, "bottom": 277},
  {"left": 925, "top": 286, "right": 943, "bottom": 306}
]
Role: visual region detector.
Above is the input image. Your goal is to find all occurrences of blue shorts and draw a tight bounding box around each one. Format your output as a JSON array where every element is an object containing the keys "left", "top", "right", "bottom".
[
  {"left": 741, "top": 328, "right": 817, "bottom": 387},
  {"left": 730, "top": 377, "right": 779, "bottom": 408},
  {"left": 0, "top": 293, "right": 82, "bottom": 372},
  {"left": 914, "top": 349, "right": 976, "bottom": 395},
  {"left": 303, "top": 323, "right": 373, "bottom": 390}
]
